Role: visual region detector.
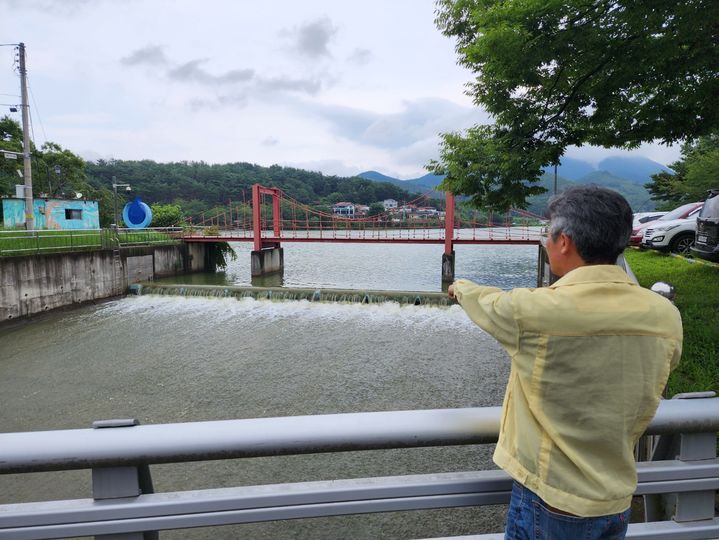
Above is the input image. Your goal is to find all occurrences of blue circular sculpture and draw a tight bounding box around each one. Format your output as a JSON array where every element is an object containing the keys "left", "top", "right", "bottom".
[{"left": 123, "top": 197, "right": 153, "bottom": 228}]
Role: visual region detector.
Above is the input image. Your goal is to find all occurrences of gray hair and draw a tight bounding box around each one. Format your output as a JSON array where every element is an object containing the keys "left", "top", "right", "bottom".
[{"left": 547, "top": 185, "right": 633, "bottom": 264}]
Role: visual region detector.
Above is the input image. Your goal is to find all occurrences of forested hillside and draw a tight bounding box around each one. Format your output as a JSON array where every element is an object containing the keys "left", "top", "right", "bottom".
[
  {"left": 525, "top": 172, "right": 656, "bottom": 214},
  {"left": 85, "top": 160, "right": 416, "bottom": 222}
]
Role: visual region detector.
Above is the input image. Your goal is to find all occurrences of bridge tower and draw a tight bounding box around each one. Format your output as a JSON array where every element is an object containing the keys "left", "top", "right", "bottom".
[
  {"left": 251, "top": 184, "right": 284, "bottom": 277},
  {"left": 442, "top": 191, "right": 455, "bottom": 283}
]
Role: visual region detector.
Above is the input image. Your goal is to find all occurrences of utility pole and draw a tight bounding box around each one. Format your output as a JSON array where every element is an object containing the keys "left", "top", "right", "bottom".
[{"left": 18, "top": 43, "right": 34, "bottom": 230}]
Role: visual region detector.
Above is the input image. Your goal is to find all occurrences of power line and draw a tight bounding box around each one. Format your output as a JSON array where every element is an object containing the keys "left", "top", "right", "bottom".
[
  {"left": 29, "top": 108, "right": 37, "bottom": 145},
  {"left": 27, "top": 77, "right": 47, "bottom": 143}
]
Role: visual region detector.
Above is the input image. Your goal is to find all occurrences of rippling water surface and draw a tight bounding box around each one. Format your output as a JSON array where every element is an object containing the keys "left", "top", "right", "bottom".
[
  {"left": 158, "top": 240, "right": 539, "bottom": 291},
  {"left": 0, "top": 240, "right": 536, "bottom": 538}
]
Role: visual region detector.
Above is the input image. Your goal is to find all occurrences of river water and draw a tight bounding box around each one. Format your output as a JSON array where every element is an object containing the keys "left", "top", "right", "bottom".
[
  {"left": 162, "top": 241, "right": 539, "bottom": 291},
  {"left": 0, "top": 241, "right": 538, "bottom": 539}
]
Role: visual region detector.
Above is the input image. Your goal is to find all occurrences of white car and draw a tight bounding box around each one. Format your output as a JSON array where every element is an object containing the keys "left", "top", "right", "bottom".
[
  {"left": 632, "top": 211, "right": 667, "bottom": 228},
  {"left": 641, "top": 216, "right": 699, "bottom": 255}
]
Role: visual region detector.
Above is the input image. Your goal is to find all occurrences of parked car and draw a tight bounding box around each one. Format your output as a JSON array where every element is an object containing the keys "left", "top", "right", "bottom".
[
  {"left": 632, "top": 212, "right": 667, "bottom": 228},
  {"left": 629, "top": 202, "right": 703, "bottom": 246},
  {"left": 691, "top": 188, "right": 719, "bottom": 262},
  {"left": 641, "top": 208, "right": 703, "bottom": 254}
]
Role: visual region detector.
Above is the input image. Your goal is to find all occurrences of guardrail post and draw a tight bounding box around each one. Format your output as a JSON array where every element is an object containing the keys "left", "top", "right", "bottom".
[
  {"left": 673, "top": 392, "right": 717, "bottom": 523},
  {"left": 644, "top": 392, "right": 717, "bottom": 523},
  {"left": 91, "top": 419, "right": 157, "bottom": 540}
]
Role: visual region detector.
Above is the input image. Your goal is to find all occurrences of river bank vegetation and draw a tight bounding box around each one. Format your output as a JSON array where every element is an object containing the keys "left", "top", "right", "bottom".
[
  {"left": 624, "top": 249, "right": 719, "bottom": 396},
  {"left": 646, "top": 132, "right": 719, "bottom": 209},
  {"left": 0, "top": 228, "right": 177, "bottom": 256}
]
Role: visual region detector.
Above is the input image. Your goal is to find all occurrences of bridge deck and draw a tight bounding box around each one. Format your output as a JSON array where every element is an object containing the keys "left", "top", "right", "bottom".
[{"left": 183, "top": 236, "right": 541, "bottom": 245}]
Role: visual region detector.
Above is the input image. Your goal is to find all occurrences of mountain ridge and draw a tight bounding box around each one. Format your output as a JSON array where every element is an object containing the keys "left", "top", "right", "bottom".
[{"left": 359, "top": 154, "right": 661, "bottom": 212}]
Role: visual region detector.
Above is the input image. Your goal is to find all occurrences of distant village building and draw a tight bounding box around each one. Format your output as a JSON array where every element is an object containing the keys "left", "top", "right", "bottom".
[
  {"left": 416, "top": 206, "right": 439, "bottom": 217},
  {"left": 1, "top": 197, "right": 100, "bottom": 229},
  {"left": 355, "top": 204, "right": 370, "bottom": 216},
  {"left": 382, "top": 199, "right": 398, "bottom": 210},
  {"left": 398, "top": 204, "right": 417, "bottom": 215},
  {"left": 331, "top": 202, "right": 355, "bottom": 217}
]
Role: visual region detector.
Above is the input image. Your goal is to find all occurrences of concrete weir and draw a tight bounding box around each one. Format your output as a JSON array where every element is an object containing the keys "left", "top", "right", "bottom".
[{"left": 132, "top": 283, "right": 454, "bottom": 307}]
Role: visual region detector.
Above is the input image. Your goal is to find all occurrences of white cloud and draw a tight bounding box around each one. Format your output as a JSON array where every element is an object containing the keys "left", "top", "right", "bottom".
[
  {"left": 282, "top": 16, "right": 338, "bottom": 58},
  {"left": 167, "top": 60, "right": 254, "bottom": 85},
  {"left": 347, "top": 48, "right": 372, "bottom": 66},
  {"left": 121, "top": 45, "right": 168, "bottom": 67},
  {"left": 282, "top": 159, "right": 360, "bottom": 177}
]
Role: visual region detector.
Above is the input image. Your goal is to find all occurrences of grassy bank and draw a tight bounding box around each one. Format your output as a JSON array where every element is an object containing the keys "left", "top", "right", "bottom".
[
  {"left": 0, "top": 229, "right": 177, "bottom": 256},
  {"left": 624, "top": 249, "right": 719, "bottom": 397}
]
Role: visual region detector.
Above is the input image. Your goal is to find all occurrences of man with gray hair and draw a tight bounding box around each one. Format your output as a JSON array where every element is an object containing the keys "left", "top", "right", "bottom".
[{"left": 449, "top": 185, "right": 682, "bottom": 539}]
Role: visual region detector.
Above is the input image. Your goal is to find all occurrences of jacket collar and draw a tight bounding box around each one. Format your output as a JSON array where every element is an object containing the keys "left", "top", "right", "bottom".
[{"left": 549, "top": 264, "right": 636, "bottom": 289}]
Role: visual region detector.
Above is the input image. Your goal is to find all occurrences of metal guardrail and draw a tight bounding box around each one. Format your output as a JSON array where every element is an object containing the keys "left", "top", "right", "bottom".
[
  {"left": 0, "top": 228, "right": 183, "bottom": 256},
  {"left": 0, "top": 398, "right": 717, "bottom": 539}
]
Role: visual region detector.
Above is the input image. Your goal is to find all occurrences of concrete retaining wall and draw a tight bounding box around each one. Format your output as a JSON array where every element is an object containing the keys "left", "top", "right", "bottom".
[{"left": 0, "top": 243, "right": 208, "bottom": 322}]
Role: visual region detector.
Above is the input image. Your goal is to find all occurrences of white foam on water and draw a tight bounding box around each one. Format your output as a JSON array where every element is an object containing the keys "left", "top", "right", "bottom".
[{"left": 96, "top": 294, "right": 477, "bottom": 331}]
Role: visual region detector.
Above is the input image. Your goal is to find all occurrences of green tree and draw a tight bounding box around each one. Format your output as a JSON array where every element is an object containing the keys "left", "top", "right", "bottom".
[
  {"left": 150, "top": 203, "right": 184, "bottom": 227},
  {"left": 646, "top": 133, "right": 719, "bottom": 207},
  {"left": 428, "top": 125, "right": 549, "bottom": 209},
  {"left": 0, "top": 116, "right": 24, "bottom": 196},
  {"left": 35, "top": 142, "right": 86, "bottom": 198},
  {"left": 432, "top": 0, "right": 719, "bottom": 210},
  {"left": 368, "top": 202, "right": 385, "bottom": 216}
]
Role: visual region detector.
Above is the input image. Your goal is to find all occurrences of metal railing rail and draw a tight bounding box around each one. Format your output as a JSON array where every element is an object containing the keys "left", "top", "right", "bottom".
[
  {"left": 0, "top": 399, "right": 717, "bottom": 539},
  {"left": 0, "top": 228, "right": 183, "bottom": 256}
]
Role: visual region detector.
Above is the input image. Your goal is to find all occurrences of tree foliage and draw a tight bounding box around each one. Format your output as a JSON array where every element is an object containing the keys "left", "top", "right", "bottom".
[
  {"left": 368, "top": 203, "right": 385, "bottom": 216},
  {"left": 428, "top": 125, "right": 549, "bottom": 209},
  {"left": 85, "top": 160, "right": 416, "bottom": 221},
  {"left": 646, "top": 132, "right": 719, "bottom": 208},
  {"left": 432, "top": 0, "right": 719, "bottom": 210},
  {"left": 150, "top": 203, "right": 184, "bottom": 227},
  {"left": 0, "top": 116, "right": 23, "bottom": 196}
]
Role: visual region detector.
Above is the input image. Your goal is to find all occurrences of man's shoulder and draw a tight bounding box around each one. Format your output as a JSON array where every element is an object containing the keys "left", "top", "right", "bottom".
[{"left": 511, "top": 279, "right": 682, "bottom": 338}]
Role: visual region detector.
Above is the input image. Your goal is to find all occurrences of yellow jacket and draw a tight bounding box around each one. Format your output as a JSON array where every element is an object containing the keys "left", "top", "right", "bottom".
[{"left": 454, "top": 265, "right": 682, "bottom": 516}]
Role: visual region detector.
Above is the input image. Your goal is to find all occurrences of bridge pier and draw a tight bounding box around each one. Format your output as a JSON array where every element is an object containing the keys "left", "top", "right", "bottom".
[
  {"left": 441, "top": 251, "right": 455, "bottom": 283},
  {"left": 442, "top": 191, "right": 456, "bottom": 283},
  {"left": 251, "top": 245, "right": 284, "bottom": 277}
]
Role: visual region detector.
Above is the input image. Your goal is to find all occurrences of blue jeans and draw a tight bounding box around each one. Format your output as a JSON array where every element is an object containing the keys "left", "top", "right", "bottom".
[{"left": 505, "top": 481, "right": 630, "bottom": 540}]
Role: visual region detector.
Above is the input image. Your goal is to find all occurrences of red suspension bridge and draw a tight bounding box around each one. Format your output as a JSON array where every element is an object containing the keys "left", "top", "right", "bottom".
[
  {"left": 181, "top": 184, "right": 546, "bottom": 280},
  {"left": 182, "top": 184, "right": 546, "bottom": 247}
]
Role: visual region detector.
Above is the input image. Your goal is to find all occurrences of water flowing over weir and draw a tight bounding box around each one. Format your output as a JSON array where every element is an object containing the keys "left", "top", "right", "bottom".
[{"left": 132, "top": 283, "right": 454, "bottom": 306}]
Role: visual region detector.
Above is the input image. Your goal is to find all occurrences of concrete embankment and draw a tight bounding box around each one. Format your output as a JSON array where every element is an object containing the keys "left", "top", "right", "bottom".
[{"left": 0, "top": 243, "right": 208, "bottom": 321}]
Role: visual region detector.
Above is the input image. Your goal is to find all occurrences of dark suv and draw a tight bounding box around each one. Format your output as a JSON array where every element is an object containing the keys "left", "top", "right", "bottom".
[{"left": 691, "top": 189, "right": 719, "bottom": 262}]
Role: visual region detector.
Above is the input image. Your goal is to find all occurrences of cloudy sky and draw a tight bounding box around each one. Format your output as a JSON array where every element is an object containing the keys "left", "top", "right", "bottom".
[{"left": 0, "top": 0, "right": 680, "bottom": 179}]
